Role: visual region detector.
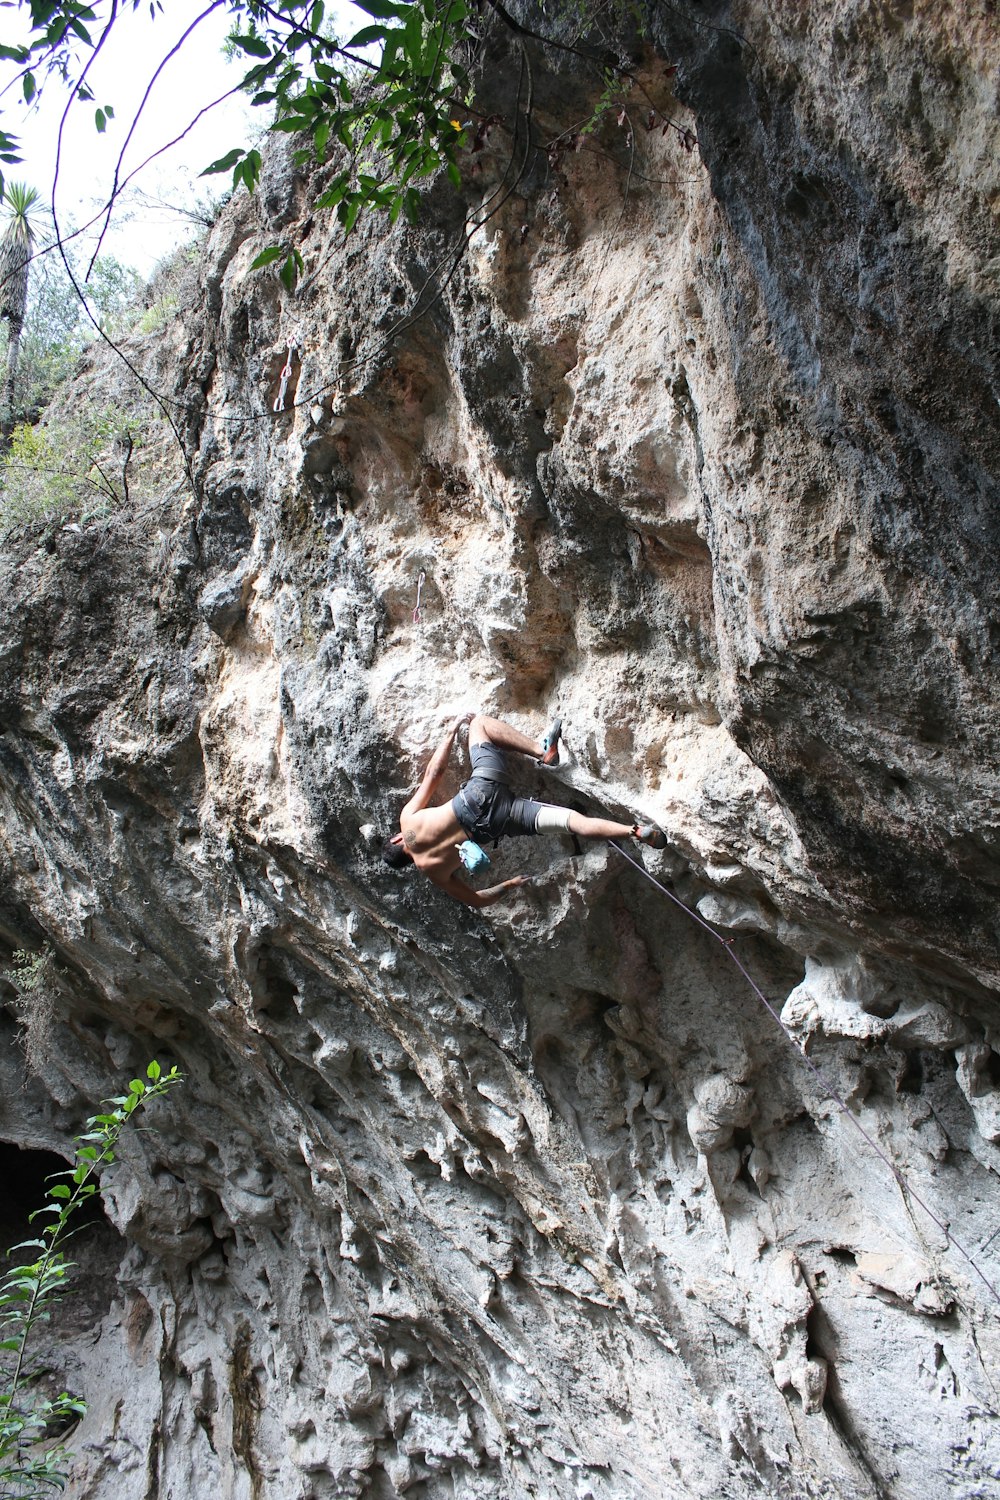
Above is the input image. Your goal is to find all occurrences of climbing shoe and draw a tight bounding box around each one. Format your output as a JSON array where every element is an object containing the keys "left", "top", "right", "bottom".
[
  {"left": 540, "top": 718, "right": 562, "bottom": 767},
  {"left": 632, "top": 823, "right": 667, "bottom": 850}
]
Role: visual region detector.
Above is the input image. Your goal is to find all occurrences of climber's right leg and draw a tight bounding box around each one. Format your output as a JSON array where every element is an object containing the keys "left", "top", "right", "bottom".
[{"left": 469, "top": 715, "right": 547, "bottom": 760}]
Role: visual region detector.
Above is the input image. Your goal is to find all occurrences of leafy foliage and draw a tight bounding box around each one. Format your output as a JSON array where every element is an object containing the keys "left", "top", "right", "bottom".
[
  {"left": 2, "top": 0, "right": 478, "bottom": 256},
  {"left": 0, "top": 0, "right": 696, "bottom": 361},
  {"left": 0, "top": 0, "right": 693, "bottom": 270},
  {"left": 0, "top": 246, "right": 143, "bottom": 422},
  {"left": 2, "top": 948, "right": 59, "bottom": 1076},
  {"left": 209, "top": 0, "right": 477, "bottom": 285},
  {"left": 2, "top": 949, "right": 53, "bottom": 999},
  {"left": 0, "top": 1061, "right": 183, "bottom": 1496},
  {"left": 0, "top": 400, "right": 149, "bottom": 534}
]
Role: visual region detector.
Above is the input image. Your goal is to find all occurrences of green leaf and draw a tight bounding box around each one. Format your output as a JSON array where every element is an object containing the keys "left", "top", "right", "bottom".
[
  {"left": 47, "top": 1185, "right": 71, "bottom": 1200},
  {"left": 146, "top": 1061, "right": 161, "bottom": 1081},
  {"left": 22, "top": 72, "right": 35, "bottom": 104},
  {"left": 314, "top": 174, "right": 349, "bottom": 210},
  {"left": 382, "top": 33, "right": 402, "bottom": 70},
  {"left": 360, "top": 117, "right": 384, "bottom": 151},
  {"left": 402, "top": 6, "right": 423, "bottom": 65},
  {"left": 446, "top": 158, "right": 461, "bottom": 188},
  {"left": 353, "top": 0, "right": 407, "bottom": 17},
  {"left": 201, "top": 147, "right": 244, "bottom": 177},
  {"left": 250, "top": 245, "right": 286, "bottom": 269},
  {"left": 95, "top": 107, "right": 106, "bottom": 131},
  {"left": 232, "top": 32, "right": 272, "bottom": 58},
  {"left": 346, "top": 24, "right": 387, "bottom": 47}
]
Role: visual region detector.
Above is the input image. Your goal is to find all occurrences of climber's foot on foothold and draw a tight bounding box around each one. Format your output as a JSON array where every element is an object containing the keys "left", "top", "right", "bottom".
[
  {"left": 632, "top": 823, "right": 667, "bottom": 849},
  {"left": 540, "top": 718, "right": 562, "bottom": 767}
]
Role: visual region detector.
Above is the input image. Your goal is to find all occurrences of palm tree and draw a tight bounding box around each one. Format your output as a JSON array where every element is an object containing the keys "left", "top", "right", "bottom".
[{"left": 1, "top": 182, "right": 40, "bottom": 430}]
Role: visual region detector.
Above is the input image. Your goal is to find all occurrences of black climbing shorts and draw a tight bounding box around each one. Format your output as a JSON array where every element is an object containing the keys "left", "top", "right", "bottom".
[{"left": 451, "top": 742, "right": 544, "bottom": 844}]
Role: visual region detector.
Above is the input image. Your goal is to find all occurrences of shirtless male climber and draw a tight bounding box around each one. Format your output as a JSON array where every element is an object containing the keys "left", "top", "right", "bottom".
[{"left": 382, "top": 712, "right": 665, "bottom": 907}]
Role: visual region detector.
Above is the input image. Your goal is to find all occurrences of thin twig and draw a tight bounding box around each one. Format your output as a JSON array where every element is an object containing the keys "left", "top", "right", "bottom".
[
  {"left": 50, "top": 7, "right": 195, "bottom": 486},
  {"left": 87, "top": 0, "right": 229, "bottom": 276}
]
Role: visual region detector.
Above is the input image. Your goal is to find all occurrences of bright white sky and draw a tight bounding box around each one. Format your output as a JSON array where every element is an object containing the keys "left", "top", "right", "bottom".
[{"left": 1, "top": 0, "right": 367, "bottom": 277}]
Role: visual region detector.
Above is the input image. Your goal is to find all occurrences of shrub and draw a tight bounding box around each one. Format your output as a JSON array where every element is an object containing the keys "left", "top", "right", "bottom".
[
  {"left": 0, "top": 402, "right": 149, "bottom": 535},
  {"left": 0, "top": 1061, "right": 183, "bottom": 1495},
  {"left": 2, "top": 948, "right": 58, "bottom": 1078}
]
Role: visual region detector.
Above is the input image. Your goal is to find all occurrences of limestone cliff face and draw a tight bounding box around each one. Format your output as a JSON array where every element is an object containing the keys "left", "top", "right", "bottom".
[{"left": 1, "top": 3, "right": 999, "bottom": 1497}]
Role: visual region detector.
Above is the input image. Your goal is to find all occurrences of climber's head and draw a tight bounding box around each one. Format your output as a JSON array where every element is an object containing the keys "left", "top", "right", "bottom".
[{"left": 381, "top": 832, "right": 413, "bottom": 870}]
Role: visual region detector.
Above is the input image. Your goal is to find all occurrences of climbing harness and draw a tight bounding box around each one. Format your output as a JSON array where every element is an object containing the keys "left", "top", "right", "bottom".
[
  {"left": 608, "top": 841, "right": 1000, "bottom": 1309},
  {"left": 457, "top": 839, "right": 491, "bottom": 875},
  {"left": 412, "top": 571, "right": 426, "bottom": 625},
  {"left": 273, "top": 343, "right": 298, "bottom": 413}
]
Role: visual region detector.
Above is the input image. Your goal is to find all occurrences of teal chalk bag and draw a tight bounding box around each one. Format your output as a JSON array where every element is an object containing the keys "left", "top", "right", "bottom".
[{"left": 457, "top": 840, "right": 491, "bottom": 875}]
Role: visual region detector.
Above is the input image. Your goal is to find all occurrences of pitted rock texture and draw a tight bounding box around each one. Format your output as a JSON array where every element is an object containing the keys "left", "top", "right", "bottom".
[{"left": 2, "top": 3, "right": 999, "bottom": 1498}]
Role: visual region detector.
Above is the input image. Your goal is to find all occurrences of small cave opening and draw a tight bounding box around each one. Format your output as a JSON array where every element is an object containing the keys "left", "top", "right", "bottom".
[
  {"left": 896, "top": 1050, "right": 925, "bottom": 1095},
  {"left": 0, "top": 1139, "right": 124, "bottom": 1333},
  {"left": 732, "top": 1127, "right": 764, "bottom": 1199},
  {"left": 0, "top": 1140, "right": 73, "bottom": 1258}
]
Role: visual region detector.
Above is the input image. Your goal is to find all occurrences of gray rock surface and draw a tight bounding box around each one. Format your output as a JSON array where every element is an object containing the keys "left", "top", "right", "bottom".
[{"left": 2, "top": 2, "right": 999, "bottom": 1496}]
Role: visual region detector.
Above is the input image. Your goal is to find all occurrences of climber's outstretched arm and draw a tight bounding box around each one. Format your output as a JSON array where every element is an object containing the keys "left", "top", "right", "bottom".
[
  {"left": 432, "top": 874, "right": 530, "bottom": 908},
  {"left": 401, "top": 713, "right": 474, "bottom": 819}
]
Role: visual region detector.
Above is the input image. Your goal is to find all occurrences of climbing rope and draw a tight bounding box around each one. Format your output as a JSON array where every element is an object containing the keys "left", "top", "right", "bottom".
[
  {"left": 608, "top": 841, "right": 1000, "bottom": 1310},
  {"left": 412, "top": 571, "right": 426, "bottom": 625},
  {"left": 273, "top": 343, "right": 298, "bottom": 413}
]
